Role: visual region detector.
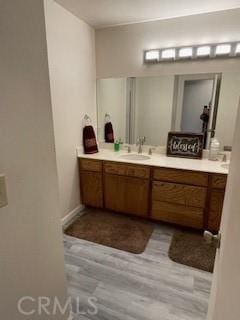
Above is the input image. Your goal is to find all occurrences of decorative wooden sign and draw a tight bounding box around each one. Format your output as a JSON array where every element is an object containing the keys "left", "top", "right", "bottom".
[{"left": 167, "top": 132, "right": 204, "bottom": 159}]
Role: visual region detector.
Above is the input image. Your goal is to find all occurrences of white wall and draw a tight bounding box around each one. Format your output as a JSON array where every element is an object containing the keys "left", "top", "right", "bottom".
[
  {"left": 96, "top": 9, "right": 240, "bottom": 78},
  {"left": 0, "top": 1, "right": 68, "bottom": 319},
  {"left": 215, "top": 72, "right": 240, "bottom": 148},
  {"left": 135, "top": 76, "right": 175, "bottom": 146},
  {"left": 207, "top": 100, "right": 240, "bottom": 320},
  {"left": 97, "top": 78, "right": 127, "bottom": 142},
  {"left": 44, "top": 0, "right": 97, "bottom": 219},
  {"left": 181, "top": 80, "right": 213, "bottom": 132}
]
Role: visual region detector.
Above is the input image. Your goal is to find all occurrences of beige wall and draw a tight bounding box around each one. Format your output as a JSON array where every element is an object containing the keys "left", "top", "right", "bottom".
[
  {"left": 44, "top": 0, "right": 97, "bottom": 219},
  {"left": 96, "top": 9, "right": 240, "bottom": 79},
  {"left": 0, "top": 1, "right": 68, "bottom": 319}
]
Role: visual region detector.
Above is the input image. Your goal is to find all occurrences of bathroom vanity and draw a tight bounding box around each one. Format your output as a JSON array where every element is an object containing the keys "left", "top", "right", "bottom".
[
  {"left": 78, "top": 150, "right": 228, "bottom": 232},
  {"left": 90, "top": 71, "right": 239, "bottom": 232}
]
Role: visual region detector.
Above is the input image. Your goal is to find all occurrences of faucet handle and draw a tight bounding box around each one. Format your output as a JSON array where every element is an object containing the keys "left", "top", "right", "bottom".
[
  {"left": 222, "top": 154, "right": 227, "bottom": 162},
  {"left": 218, "top": 152, "right": 227, "bottom": 162},
  {"left": 137, "top": 136, "right": 146, "bottom": 144},
  {"left": 148, "top": 147, "right": 156, "bottom": 155},
  {"left": 123, "top": 145, "right": 131, "bottom": 153}
]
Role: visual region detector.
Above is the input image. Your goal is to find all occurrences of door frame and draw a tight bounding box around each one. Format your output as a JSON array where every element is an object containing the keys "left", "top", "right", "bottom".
[{"left": 126, "top": 77, "right": 136, "bottom": 144}]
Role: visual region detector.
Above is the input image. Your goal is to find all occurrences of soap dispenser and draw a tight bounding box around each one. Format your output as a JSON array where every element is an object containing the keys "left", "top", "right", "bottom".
[
  {"left": 208, "top": 137, "right": 220, "bottom": 161},
  {"left": 114, "top": 139, "right": 120, "bottom": 151}
]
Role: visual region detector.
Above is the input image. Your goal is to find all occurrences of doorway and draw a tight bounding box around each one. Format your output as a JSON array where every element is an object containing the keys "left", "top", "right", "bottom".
[
  {"left": 173, "top": 73, "right": 221, "bottom": 149},
  {"left": 181, "top": 79, "right": 214, "bottom": 132}
]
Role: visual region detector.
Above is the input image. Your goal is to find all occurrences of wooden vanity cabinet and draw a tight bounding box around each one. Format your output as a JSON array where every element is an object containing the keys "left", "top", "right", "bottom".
[
  {"left": 79, "top": 159, "right": 103, "bottom": 208},
  {"left": 79, "top": 158, "right": 227, "bottom": 231},
  {"left": 104, "top": 162, "right": 150, "bottom": 217}
]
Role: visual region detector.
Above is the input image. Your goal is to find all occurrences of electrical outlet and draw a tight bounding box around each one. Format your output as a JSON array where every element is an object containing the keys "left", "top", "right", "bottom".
[{"left": 0, "top": 175, "right": 8, "bottom": 208}]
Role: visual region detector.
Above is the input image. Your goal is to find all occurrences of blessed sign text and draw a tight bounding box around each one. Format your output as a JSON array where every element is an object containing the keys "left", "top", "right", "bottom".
[{"left": 167, "top": 132, "right": 204, "bottom": 159}]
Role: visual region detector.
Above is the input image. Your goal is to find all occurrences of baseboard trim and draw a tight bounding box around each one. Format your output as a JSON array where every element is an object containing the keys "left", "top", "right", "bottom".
[{"left": 61, "top": 204, "right": 85, "bottom": 229}]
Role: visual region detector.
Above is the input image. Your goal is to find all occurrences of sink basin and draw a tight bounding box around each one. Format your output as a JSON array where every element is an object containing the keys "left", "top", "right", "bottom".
[
  {"left": 221, "top": 163, "right": 230, "bottom": 170},
  {"left": 119, "top": 154, "right": 151, "bottom": 161}
]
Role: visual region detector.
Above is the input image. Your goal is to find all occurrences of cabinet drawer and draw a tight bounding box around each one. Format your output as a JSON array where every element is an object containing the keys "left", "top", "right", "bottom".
[
  {"left": 79, "top": 159, "right": 102, "bottom": 172},
  {"left": 151, "top": 201, "right": 203, "bottom": 229},
  {"left": 152, "top": 181, "right": 207, "bottom": 208},
  {"left": 210, "top": 174, "right": 227, "bottom": 190},
  {"left": 153, "top": 167, "right": 208, "bottom": 187},
  {"left": 104, "top": 162, "right": 150, "bottom": 179}
]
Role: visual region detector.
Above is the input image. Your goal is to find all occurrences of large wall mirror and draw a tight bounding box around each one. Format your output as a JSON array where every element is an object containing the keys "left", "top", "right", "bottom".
[{"left": 97, "top": 72, "right": 240, "bottom": 150}]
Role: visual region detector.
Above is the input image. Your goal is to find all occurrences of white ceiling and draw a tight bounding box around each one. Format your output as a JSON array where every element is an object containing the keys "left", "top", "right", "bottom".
[{"left": 55, "top": 0, "right": 240, "bottom": 29}]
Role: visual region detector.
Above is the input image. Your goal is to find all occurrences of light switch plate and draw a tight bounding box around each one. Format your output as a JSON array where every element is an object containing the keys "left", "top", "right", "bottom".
[{"left": 0, "top": 175, "right": 8, "bottom": 208}]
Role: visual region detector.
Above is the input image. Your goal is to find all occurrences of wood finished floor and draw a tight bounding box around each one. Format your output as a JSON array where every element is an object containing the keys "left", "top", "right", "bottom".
[{"left": 64, "top": 211, "right": 212, "bottom": 320}]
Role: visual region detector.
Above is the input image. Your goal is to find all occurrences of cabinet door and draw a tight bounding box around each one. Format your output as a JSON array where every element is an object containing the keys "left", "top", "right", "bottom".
[
  {"left": 80, "top": 171, "right": 103, "bottom": 208},
  {"left": 208, "top": 190, "right": 225, "bottom": 232},
  {"left": 104, "top": 174, "right": 149, "bottom": 217}
]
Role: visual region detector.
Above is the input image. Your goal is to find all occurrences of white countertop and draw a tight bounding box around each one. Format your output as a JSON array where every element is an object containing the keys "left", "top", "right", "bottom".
[{"left": 77, "top": 149, "right": 229, "bottom": 175}]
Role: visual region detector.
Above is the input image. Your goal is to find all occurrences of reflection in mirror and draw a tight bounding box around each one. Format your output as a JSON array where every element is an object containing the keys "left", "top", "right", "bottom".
[
  {"left": 97, "top": 73, "right": 240, "bottom": 149},
  {"left": 215, "top": 73, "right": 240, "bottom": 149},
  {"left": 97, "top": 78, "right": 127, "bottom": 143},
  {"left": 172, "top": 74, "right": 221, "bottom": 149},
  {"left": 181, "top": 80, "right": 213, "bottom": 133},
  {"left": 133, "top": 76, "right": 175, "bottom": 146}
]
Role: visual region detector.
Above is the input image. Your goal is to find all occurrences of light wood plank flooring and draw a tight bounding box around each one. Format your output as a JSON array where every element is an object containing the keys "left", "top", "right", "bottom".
[{"left": 64, "top": 214, "right": 212, "bottom": 320}]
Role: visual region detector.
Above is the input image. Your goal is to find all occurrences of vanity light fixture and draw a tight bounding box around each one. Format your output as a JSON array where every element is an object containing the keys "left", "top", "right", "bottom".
[
  {"left": 196, "top": 46, "right": 211, "bottom": 57},
  {"left": 178, "top": 47, "right": 193, "bottom": 58},
  {"left": 144, "top": 41, "right": 240, "bottom": 64},
  {"left": 215, "top": 44, "right": 231, "bottom": 56},
  {"left": 145, "top": 50, "right": 160, "bottom": 62},
  {"left": 161, "top": 48, "right": 176, "bottom": 60}
]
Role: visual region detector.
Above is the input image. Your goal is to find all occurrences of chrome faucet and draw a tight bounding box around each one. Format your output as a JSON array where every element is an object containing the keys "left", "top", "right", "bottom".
[{"left": 137, "top": 136, "right": 146, "bottom": 154}]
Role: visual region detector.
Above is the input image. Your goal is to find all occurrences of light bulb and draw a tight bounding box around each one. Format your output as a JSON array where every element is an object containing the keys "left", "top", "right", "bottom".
[
  {"left": 215, "top": 44, "right": 231, "bottom": 55},
  {"left": 197, "top": 46, "right": 211, "bottom": 57},
  {"left": 145, "top": 50, "right": 159, "bottom": 61},
  {"left": 161, "top": 48, "right": 176, "bottom": 59},
  {"left": 235, "top": 43, "right": 240, "bottom": 55},
  {"left": 179, "top": 47, "right": 193, "bottom": 58}
]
